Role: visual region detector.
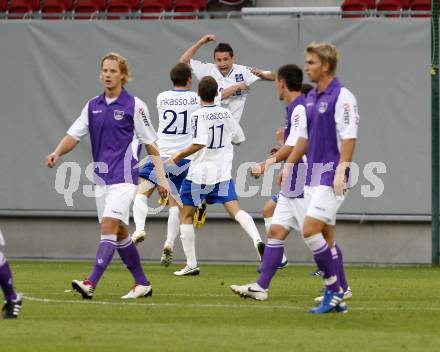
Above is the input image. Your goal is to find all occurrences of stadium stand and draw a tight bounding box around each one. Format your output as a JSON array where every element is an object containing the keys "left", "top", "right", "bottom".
[
  {"left": 7, "top": 0, "right": 34, "bottom": 19},
  {"left": 106, "top": 0, "right": 133, "bottom": 19},
  {"left": 73, "top": 0, "right": 100, "bottom": 19},
  {"left": 376, "top": 0, "right": 402, "bottom": 17},
  {"left": 140, "top": 1, "right": 167, "bottom": 19},
  {"left": 410, "top": 0, "right": 431, "bottom": 17},
  {"left": 341, "top": 0, "right": 369, "bottom": 17},
  {"left": 41, "top": 1, "right": 67, "bottom": 19},
  {"left": 173, "top": 0, "right": 200, "bottom": 18}
]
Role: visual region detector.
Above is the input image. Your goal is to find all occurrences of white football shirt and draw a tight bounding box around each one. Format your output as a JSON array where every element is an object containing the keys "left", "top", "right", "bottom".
[
  {"left": 156, "top": 90, "right": 200, "bottom": 158},
  {"left": 190, "top": 59, "right": 260, "bottom": 123},
  {"left": 187, "top": 105, "right": 245, "bottom": 185}
]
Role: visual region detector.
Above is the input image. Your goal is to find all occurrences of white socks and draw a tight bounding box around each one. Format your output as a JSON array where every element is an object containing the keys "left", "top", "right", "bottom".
[
  {"left": 165, "top": 206, "right": 180, "bottom": 248},
  {"left": 180, "top": 224, "right": 197, "bottom": 268},
  {"left": 133, "top": 194, "right": 148, "bottom": 233},
  {"left": 235, "top": 210, "right": 262, "bottom": 247},
  {"left": 303, "top": 233, "right": 327, "bottom": 252}
]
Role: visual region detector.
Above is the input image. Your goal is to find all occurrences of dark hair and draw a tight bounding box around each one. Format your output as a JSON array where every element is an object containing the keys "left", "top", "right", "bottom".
[
  {"left": 301, "top": 83, "right": 314, "bottom": 96},
  {"left": 277, "top": 64, "right": 303, "bottom": 92},
  {"left": 198, "top": 76, "right": 218, "bottom": 102},
  {"left": 170, "top": 63, "right": 192, "bottom": 86},
  {"left": 214, "top": 43, "right": 234, "bottom": 58}
]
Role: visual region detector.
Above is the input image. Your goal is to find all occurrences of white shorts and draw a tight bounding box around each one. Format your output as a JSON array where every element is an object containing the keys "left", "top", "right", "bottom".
[
  {"left": 271, "top": 194, "right": 308, "bottom": 233},
  {"left": 305, "top": 185, "right": 345, "bottom": 225},
  {"left": 0, "top": 227, "right": 5, "bottom": 246},
  {"left": 95, "top": 183, "right": 137, "bottom": 225}
]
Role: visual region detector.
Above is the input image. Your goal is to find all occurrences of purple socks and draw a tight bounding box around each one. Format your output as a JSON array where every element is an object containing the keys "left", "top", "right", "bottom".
[
  {"left": 117, "top": 237, "right": 149, "bottom": 286},
  {"left": 0, "top": 255, "right": 17, "bottom": 301},
  {"left": 257, "top": 239, "right": 284, "bottom": 290}
]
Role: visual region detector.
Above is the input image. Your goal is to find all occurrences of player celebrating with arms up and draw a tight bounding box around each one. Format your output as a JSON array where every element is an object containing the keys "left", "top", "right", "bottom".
[
  {"left": 171, "top": 76, "right": 265, "bottom": 276},
  {"left": 179, "top": 33, "right": 275, "bottom": 123}
]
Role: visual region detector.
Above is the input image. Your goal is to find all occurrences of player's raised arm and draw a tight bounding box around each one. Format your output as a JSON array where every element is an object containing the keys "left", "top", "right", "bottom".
[
  {"left": 250, "top": 67, "right": 275, "bottom": 81},
  {"left": 179, "top": 33, "right": 217, "bottom": 65}
]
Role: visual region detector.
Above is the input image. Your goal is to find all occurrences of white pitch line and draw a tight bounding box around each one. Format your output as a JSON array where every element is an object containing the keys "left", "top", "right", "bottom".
[{"left": 21, "top": 294, "right": 440, "bottom": 312}]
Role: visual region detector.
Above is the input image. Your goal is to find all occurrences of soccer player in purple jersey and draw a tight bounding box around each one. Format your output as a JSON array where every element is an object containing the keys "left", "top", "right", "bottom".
[
  {"left": 46, "top": 53, "right": 167, "bottom": 300},
  {"left": 0, "top": 228, "right": 22, "bottom": 319},
  {"left": 282, "top": 43, "right": 359, "bottom": 313},
  {"left": 230, "top": 64, "right": 308, "bottom": 300}
]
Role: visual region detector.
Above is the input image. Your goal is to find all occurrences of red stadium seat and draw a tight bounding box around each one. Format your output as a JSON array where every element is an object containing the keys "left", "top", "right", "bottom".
[
  {"left": 41, "top": 1, "right": 66, "bottom": 19},
  {"left": 52, "top": 0, "right": 74, "bottom": 11},
  {"left": 73, "top": 1, "right": 100, "bottom": 19},
  {"left": 341, "top": 0, "right": 369, "bottom": 18},
  {"left": 377, "top": 0, "right": 402, "bottom": 17},
  {"left": 155, "top": 0, "right": 173, "bottom": 10},
  {"left": 191, "top": 0, "right": 207, "bottom": 10},
  {"left": 355, "top": 0, "right": 377, "bottom": 8},
  {"left": 9, "top": 0, "right": 39, "bottom": 11},
  {"left": 173, "top": 0, "right": 199, "bottom": 19},
  {"left": 108, "top": 0, "right": 141, "bottom": 10},
  {"left": 410, "top": 0, "right": 431, "bottom": 17},
  {"left": 140, "top": 1, "right": 166, "bottom": 19},
  {"left": 76, "top": 0, "right": 106, "bottom": 11},
  {"left": 0, "top": 0, "right": 8, "bottom": 12},
  {"left": 396, "top": 0, "right": 411, "bottom": 8},
  {"left": 8, "top": 1, "right": 34, "bottom": 19},
  {"left": 106, "top": 0, "right": 132, "bottom": 19},
  {"left": 219, "top": 0, "right": 245, "bottom": 5}
]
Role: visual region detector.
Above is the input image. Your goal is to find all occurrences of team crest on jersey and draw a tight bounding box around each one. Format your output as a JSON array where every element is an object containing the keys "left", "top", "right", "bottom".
[
  {"left": 235, "top": 74, "right": 244, "bottom": 82},
  {"left": 113, "top": 110, "right": 125, "bottom": 121},
  {"left": 318, "top": 102, "right": 328, "bottom": 113}
]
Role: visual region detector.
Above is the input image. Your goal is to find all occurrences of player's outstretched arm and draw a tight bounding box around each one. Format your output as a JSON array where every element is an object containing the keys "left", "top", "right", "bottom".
[
  {"left": 251, "top": 145, "right": 293, "bottom": 178},
  {"left": 171, "top": 144, "right": 205, "bottom": 164},
  {"left": 280, "top": 137, "right": 308, "bottom": 188},
  {"left": 146, "top": 143, "right": 169, "bottom": 198},
  {"left": 46, "top": 135, "right": 79, "bottom": 168},
  {"left": 221, "top": 82, "right": 249, "bottom": 100},
  {"left": 179, "top": 33, "right": 217, "bottom": 64},
  {"left": 250, "top": 67, "right": 275, "bottom": 81}
]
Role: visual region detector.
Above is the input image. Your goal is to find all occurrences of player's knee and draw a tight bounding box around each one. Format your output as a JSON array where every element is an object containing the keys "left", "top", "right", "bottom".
[
  {"left": 100, "top": 221, "right": 119, "bottom": 235},
  {"left": 262, "top": 203, "right": 274, "bottom": 218}
]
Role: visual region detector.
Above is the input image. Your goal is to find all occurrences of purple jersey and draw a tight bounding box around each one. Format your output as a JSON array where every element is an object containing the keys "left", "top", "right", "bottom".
[
  {"left": 68, "top": 89, "right": 157, "bottom": 186},
  {"left": 305, "top": 78, "right": 359, "bottom": 186},
  {"left": 280, "top": 95, "right": 307, "bottom": 198}
]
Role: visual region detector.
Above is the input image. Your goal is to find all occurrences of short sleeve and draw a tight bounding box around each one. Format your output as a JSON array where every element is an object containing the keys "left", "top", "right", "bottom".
[
  {"left": 285, "top": 105, "right": 308, "bottom": 147},
  {"left": 191, "top": 113, "right": 209, "bottom": 146},
  {"left": 67, "top": 103, "right": 89, "bottom": 141},
  {"left": 230, "top": 115, "right": 246, "bottom": 144},
  {"left": 242, "top": 65, "right": 261, "bottom": 86},
  {"left": 190, "top": 59, "right": 215, "bottom": 80},
  {"left": 134, "top": 97, "right": 158, "bottom": 145},
  {"left": 335, "top": 88, "right": 359, "bottom": 140}
]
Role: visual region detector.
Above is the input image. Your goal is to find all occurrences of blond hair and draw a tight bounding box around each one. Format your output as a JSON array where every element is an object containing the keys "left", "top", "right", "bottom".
[
  {"left": 100, "top": 52, "right": 132, "bottom": 85},
  {"left": 306, "top": 42, "right": 339, "bottom": 76}
]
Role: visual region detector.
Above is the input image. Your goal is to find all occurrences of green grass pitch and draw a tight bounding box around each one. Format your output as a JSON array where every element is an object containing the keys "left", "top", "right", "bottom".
[{"left": 1, "top": 261, "right": 440, "bottom": 352}]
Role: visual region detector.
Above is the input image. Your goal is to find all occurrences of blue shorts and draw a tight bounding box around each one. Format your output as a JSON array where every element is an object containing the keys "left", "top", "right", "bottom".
[
  {"left": 180, "top": 179, "right": 238, "bottom": 207},
  {"left": 139, "top": 159, "right": 190, "bottom": 194},
  {"left": 271, "top": 192, "right": 280, "bottom": 203}
]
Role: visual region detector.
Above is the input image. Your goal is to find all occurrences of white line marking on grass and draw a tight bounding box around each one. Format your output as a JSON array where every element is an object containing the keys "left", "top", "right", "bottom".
[{"left": 21, "top": 294, "right": 440, "bottom": 312}]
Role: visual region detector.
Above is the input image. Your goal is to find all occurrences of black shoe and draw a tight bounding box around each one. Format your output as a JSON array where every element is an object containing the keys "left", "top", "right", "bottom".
[
  {"left": 2, "top": 295, "right": 22, "bottom": 319},
  {"left": 256, "top": 242, "right": 265, "bottom": 261}
]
